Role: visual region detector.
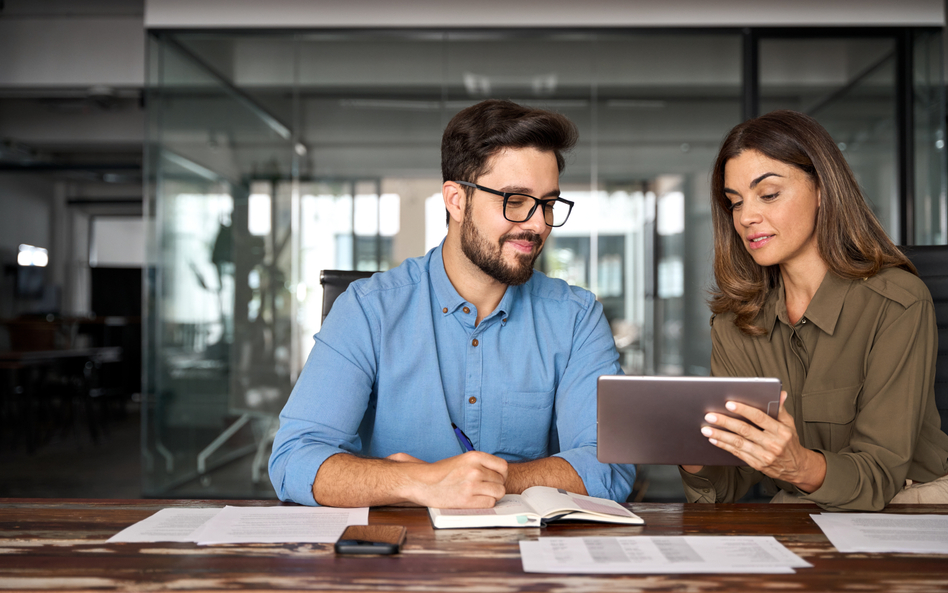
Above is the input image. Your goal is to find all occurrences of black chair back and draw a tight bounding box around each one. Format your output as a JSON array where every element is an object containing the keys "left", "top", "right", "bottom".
[
  {"left": 901, "top": 245, "right": 948, "bottom": 434},
  {"left": 319, "top": 270, "right": 374, "bottom": 323}
]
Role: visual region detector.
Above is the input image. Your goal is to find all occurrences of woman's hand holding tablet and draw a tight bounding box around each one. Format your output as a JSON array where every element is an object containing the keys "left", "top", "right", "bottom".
[{"left": 692, "top": 390, "right": 827, "bottom": 493}]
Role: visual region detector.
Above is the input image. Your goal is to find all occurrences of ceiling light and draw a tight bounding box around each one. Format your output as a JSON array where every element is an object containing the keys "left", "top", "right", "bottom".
[{"left": 18, "top": 244, "right": 48, "bottom": 267}]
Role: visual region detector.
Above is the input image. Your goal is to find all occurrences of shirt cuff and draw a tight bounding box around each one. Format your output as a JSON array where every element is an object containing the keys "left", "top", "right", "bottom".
[
  {"left": 280, "top": 448, "right": 344, "bottom": 506},
  {"left": 796, "top": 449, "right": 871, "bottom": 510},
  {"left": 679, "top": 466, "right": 721, "bottom": 502},
  {"left": 555, "top": 447, "right": 636, "bottom": 502}
]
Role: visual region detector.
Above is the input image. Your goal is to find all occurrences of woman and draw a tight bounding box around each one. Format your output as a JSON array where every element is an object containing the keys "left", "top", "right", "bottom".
[{"left": 680, "top": 110, "right": 948, "bottom": 511}]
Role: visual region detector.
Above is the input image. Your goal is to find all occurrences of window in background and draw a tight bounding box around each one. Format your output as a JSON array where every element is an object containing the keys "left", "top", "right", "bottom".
[
  {"left": 90, "top": 217, "right": 145, "bottom": 268},
  {"left": 760, "top": 36, "right": 899, "bottom": 237},
  {"left": 912, "top": 30, "right": 947, "bottom": 245},
  {"left": 144, "top": 27, "right": 940, "bottom": 500}
]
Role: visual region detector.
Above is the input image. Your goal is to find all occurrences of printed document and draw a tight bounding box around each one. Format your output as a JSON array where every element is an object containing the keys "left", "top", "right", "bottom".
[
  {"left": 811, "top": 513, "right": 948, "bottom": 554},
  {"left": 520, "top": 536, "right": 812, "bottom": 574},
  {"left": 108, "top": 508, "right": 223, "bottom": 542},
  {"left": 107, "top": 506, "right": 368, "bottom": 544},
  {"left": 194, "top": 505, "right": 368, "bottom": 544}
]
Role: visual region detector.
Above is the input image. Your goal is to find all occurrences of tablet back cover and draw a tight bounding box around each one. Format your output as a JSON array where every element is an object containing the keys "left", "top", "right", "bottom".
[{"left": 597, "top": 376, "right": 781, "bottom": 465}]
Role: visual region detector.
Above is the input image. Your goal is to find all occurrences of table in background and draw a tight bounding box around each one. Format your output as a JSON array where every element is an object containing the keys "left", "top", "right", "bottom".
[
  {"left": 0, "top": 347, "right": 124, "bottom": 450},
  {"left": 1, "top": 499, "right": 947, "bottom": 592}
]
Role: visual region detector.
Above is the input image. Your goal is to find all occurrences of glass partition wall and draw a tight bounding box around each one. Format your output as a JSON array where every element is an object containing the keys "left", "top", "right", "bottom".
[
  {"left": 144, "top": 29, "right": 944, "bottom": 499},
  {"left": 757, "top": 31, "right": 947, "bottom": 246}
]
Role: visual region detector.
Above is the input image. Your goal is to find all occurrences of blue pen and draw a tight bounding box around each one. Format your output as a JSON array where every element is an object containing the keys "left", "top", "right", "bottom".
[{"left": 452, "top": 422, "right": 475, "bottom": 452}]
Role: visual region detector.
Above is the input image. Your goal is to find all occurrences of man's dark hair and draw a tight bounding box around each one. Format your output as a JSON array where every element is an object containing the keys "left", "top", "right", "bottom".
[{"left": 441, "top": 99, "right": 578, "bottom": 190}]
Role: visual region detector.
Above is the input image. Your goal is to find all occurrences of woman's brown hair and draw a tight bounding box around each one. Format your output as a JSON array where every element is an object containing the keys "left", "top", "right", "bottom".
[{"left": 709, "top": 110, "right": 915, "bottom": 336}]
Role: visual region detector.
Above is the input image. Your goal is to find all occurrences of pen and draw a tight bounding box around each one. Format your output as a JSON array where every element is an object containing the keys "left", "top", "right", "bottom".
[{"left": 452, "top": 422, "right": 475, "bottom": 452}]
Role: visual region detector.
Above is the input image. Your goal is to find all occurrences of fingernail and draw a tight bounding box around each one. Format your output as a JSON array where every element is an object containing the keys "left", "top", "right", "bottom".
[
  {"left": 701, "top": 426, "right": 713, "bottom": 437},
  {"left": 726, "top": 401, "right": 736, "bottom": 411},
  {"left": 709, "top": 438, "right": 718, "bottom": 445},
  {"left": 705, "top": 414, "right": 717, "bottom": 423}
]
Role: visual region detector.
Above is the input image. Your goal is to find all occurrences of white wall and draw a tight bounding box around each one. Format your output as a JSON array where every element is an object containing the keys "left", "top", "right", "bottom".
[
  {"left": 145, "top": 0, "right": 945, "bottom": 28},
  {"left": 91, "top": 217, "right": 145, "bottom": 267}
]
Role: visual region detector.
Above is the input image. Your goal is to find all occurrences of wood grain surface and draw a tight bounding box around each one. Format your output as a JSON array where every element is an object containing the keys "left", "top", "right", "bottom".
[{"left": 1, "top": 499, "right": 947, "bottom": 592}]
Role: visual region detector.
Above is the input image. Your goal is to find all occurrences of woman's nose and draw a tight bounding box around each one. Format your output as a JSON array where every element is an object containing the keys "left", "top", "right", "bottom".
[{"left": 739, "top": 199, "right": 762, "bottom": 226}]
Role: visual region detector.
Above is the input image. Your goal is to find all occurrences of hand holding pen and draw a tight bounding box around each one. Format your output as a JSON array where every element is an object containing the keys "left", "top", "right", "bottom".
[{"left": 379, "top": 423, "right": 503, "bottom": 508}]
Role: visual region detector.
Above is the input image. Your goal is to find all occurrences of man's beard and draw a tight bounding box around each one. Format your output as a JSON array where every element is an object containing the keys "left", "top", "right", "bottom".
[{"left": 460, "top": 205, "right": 543, "bottom": 286}]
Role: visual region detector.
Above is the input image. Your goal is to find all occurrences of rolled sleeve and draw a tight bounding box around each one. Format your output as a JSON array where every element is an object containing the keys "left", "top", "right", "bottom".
[
  {"left": 552, "top": 292, "right": 636, "bottom": 502},
  {"left": 679, "top": 465, "right": 761, "bottom": 503},
  {"left": 679, "top": 466, "right": 717, "bottom": 503},
  {"left": 268, "top": 288, "right": 377, "bottom": 505}
]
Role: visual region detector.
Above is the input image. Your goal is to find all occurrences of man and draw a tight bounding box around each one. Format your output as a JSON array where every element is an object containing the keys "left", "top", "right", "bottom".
[{"left": 269, "top": 99, "right": 635, "bottom": 507}]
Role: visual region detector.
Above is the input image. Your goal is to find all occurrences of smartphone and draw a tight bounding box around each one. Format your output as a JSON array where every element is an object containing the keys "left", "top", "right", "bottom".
[{"left": 334, "top": 525, "right": 407, "bottom": 555}]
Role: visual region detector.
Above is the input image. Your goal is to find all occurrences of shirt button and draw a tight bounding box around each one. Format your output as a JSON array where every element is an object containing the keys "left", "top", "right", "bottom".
[
  {"left": 502, "top": 318, "right": 507, "bottom": 323},
  {"left": 469, "top": 396, "right": 477, "bottom": 404},
  {"left": 472, "top": 339, "right": 479, "bottom": 347},
  {"left": 442, "top": 307, "right": 448, "bottom": 314},
  {"left": 463, "top": 306, "right": 470, "bottom": 314},
  {"left": 702, "top": 488, "right": 710, "bottom": 494},
  {"left": 801, "top": 319, "right": 807, "bottom": 324}
]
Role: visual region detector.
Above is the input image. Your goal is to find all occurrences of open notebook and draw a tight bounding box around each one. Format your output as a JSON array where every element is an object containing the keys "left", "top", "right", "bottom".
[{"left": 428, "top": 486, "right": 643, "bottom": 529}]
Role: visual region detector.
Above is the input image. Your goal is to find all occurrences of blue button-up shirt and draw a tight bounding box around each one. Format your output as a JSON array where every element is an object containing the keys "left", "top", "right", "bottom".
[{"left": 269, "top": 243, "right": 635, "bottom": 505}]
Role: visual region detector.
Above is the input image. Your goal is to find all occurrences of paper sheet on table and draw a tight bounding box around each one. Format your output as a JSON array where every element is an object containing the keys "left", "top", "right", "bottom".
[
  {"left": 520, "top": 536, "right": 811, "bottom": 574},
  {"left": 194, "top": 505, "right": 369, "bottom": 544},
  {"left": 108, "top": 508, "right": 224, "bottom": 542},
  {"left": 811, "top": 513, "right": 948, "bottom": 554}
]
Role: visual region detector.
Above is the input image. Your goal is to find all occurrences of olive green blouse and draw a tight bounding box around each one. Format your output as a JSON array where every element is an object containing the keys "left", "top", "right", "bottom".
[{"left": 680, "top": 267, "right": 948, "bottom": 511}]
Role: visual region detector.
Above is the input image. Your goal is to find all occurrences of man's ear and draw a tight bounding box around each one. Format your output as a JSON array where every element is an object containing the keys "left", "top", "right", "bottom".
[{"left": 443, "top": 181, "right": 465, "bottom": 225}]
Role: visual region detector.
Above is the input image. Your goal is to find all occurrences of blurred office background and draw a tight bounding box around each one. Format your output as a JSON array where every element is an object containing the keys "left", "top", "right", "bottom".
[{"left": 0, "top": 0, "right": 946, "bottom": 502}]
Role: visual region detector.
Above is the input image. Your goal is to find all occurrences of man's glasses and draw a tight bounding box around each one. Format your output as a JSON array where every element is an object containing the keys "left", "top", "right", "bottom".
[{"left": 455, "top": 181, "right": 574, "bottom": 228}]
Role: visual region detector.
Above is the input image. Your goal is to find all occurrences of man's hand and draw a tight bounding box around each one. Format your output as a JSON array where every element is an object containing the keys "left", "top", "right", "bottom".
[
  {"left": 391, "top": 451, "right": 508, "bottom": 508},
  {"left": 699, "top": 391, "right": 826, "bottom": 493},
  {"left": 312, "top": 451, "right": 507, "bottom": 508},
  {"left": 394, "top": 453, "right": 587, "bottom": 498}
]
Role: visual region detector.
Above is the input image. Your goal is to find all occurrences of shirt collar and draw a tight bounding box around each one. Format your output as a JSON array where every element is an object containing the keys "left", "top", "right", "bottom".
[
  {"left": 763, "top": 283, "right": 781, "bottom": 341},
  {"left": 766, "top": 270, "right": 851, "bottom": 339},
  {"left": 430, "top": 242, "right": 466, "bottom": 315},
  {"left": 800, "top": 271, "right": 851, "bottom": 335},
  {"left": 429, "top": 241, "right": 514, "bottom": 322}
]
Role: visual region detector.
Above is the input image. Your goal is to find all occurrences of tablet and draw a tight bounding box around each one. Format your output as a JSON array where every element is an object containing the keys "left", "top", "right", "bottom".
[{"left": 597, "top": 376, "right": 782, "bottom": 466}]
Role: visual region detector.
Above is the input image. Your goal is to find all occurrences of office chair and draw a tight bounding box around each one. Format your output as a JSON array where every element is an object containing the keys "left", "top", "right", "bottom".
[
  {"left": 319, "top": 270, "right": 374, "bottom": 323},
  {"left": 247, "top": 269, "right": 374, "bottom": 484},
  {"left": 901, "top": 245, "right": 948, "bottom": 434}
]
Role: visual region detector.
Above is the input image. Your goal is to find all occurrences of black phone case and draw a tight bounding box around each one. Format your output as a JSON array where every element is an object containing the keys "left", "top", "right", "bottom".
[{"left": 334, "top": 525, "right": 406, "bottom": 555}]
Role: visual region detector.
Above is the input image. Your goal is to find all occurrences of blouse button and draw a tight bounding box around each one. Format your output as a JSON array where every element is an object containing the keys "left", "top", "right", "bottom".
[
  {"left": 469, "top": 396, "right": 477, "bottom": 404},
  {"left": 463, "top": 306, "right": 471, "bottom": 314},
  {"left": 472, "top": 339, "right": 479, "bottom": 347},
  {"left": 442, "top": 307, "right": 448, "bottom": 314}
]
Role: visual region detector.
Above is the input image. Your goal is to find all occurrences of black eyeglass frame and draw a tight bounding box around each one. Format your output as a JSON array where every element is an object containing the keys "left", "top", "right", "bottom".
[{"left": 455, "top": 181, "right": 574, "bottom": 228}]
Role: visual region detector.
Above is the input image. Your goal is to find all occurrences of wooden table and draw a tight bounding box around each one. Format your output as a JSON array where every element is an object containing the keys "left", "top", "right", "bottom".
[{"left": 1, "top": 498, "right": 947, "bottom": 592}]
